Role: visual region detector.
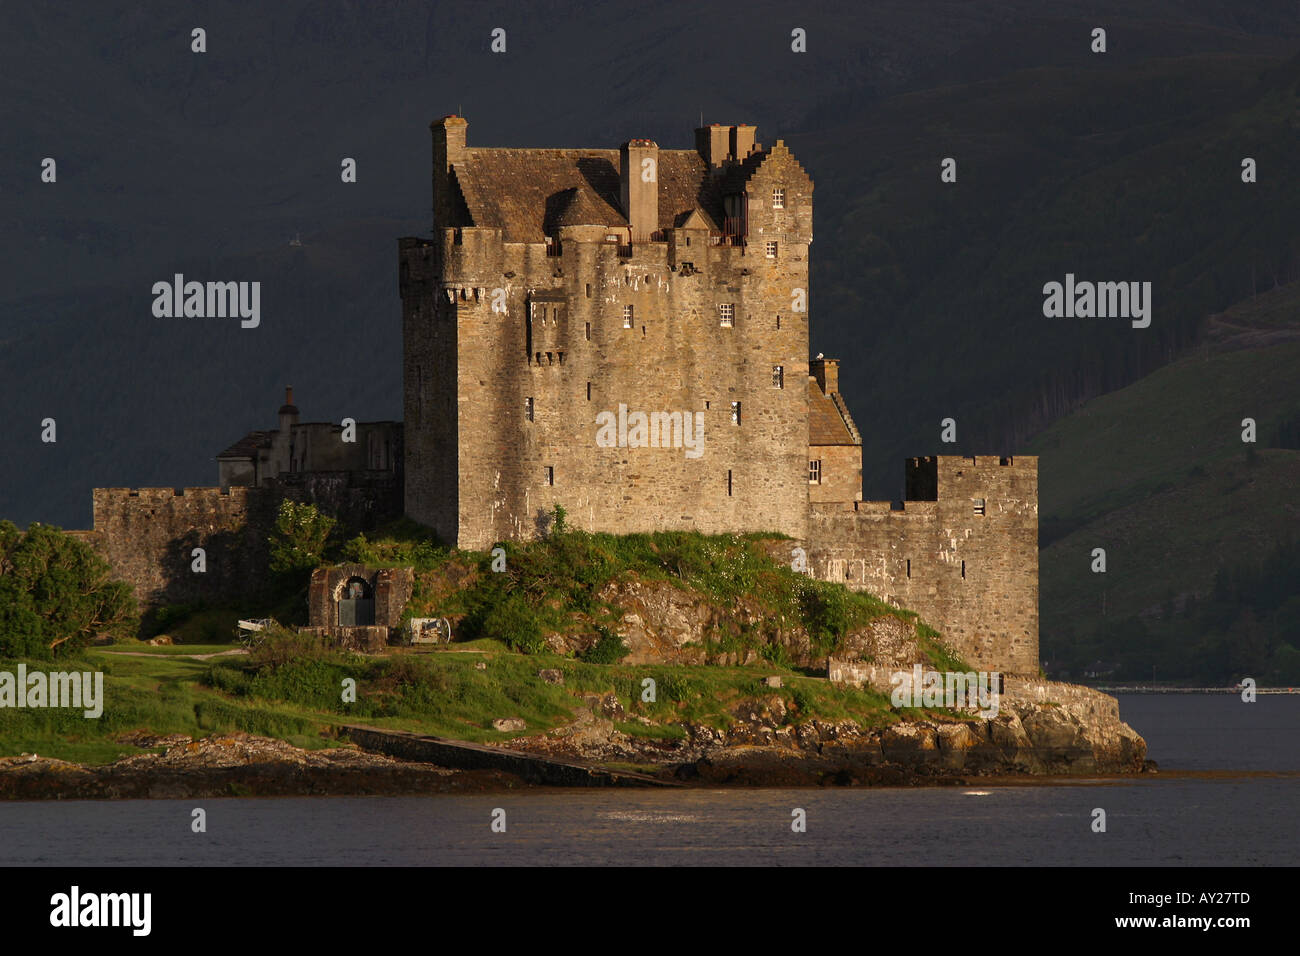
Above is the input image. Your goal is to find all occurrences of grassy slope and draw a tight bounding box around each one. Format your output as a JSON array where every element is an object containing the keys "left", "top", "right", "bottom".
[
  {"left": 1026, "top": 281, "right": 1300, "bottom": 658},
  {"left": 1, "top": 530, "right": 968, "bottom": 765},
  {"left": 0, "top": 644, "right": 917, "bottom": 766}
]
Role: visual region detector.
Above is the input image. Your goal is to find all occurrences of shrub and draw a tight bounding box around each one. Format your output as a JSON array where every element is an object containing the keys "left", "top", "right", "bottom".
[
  {"left": 268, "top": 501, "right": 335, "bottom": 575},
  {"left": 579, "top": 625, "right": 628, "bottom": 664},
  {"left": 246, "top": 624, "right": 338, "bottom": 668},
  {"left": 482, "top": 593, "right": 546, "bottom": 654}
]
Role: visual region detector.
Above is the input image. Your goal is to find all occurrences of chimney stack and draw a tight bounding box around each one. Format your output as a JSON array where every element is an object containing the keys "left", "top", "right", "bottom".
[
  {"left": 811, "top": 357, "right": 839, "bottom": 395},
  {"left": 278, "top": 385, "right": 300, "bottom": 430},
  {"left": 695, "top": 123, "right": 732, "bottom": 168},
  {"left": 431, "top": 115, "right": 468, "bottom": 230},
  {"left": 620, "top": 139, "right": 659, "bottom": 242},
  {"left": 730, "top": 124, "right": 756, "bottom": 161}
]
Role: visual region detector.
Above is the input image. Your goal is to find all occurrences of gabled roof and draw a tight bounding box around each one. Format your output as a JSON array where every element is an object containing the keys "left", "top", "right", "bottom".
[
  {"left": 675, "top": 207, "right": 719, "bottom": 231},
  {"left": 452, "top": 146, "right": 763, "bottom": 243},
  {"left": 217, "top": 430, "right": 271, "bottom": 460},
  {"left": 809, "top": 379, "right": 860, "bottom": 446}
]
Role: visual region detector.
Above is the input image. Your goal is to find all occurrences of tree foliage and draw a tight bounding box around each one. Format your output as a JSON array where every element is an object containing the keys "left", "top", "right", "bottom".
[
  {"left": 268, "top": 501, "right": 335, "bottom": 575},
  {"left": 0, "top": 521, "right": 138, "bottom": 657}
]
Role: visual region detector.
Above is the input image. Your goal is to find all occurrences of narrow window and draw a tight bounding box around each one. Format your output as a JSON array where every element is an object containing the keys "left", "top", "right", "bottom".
[
  {"left": 730, "top": 402, "right": 741, "bottom": 425},
  {"left": 525, "top": 396, "right": 534, "bottom": 422},
  {"left": 586, "top": 283, "right": 592, "bottom": 298},
  {"left": 558, "top": 351, "right": 565, "bottom": 365},
  {"left": 973, "top": 498, "right": 986, "bottom": 516},
  {"left": 545, "top": 466, "right": 554, "bottom": 486},
  {"left": 906, "top": 559, "right": 911, "bottom": 578},
  {"left": 704, "top": 400, "right": 710, "bottom": 410},
  {"left": 585, "top": 321, "right": 591, "bottom": 340},
  {"left": 727, "top": 469, "right": 733, "bottom": 496},
  {"left": 776, "top": 315, "right": 781, "bottom": 330},
  {"left": 719, "top": 303, "right": 734, "bottom": 328},
  {"left": 773, "top": 187, "right": 785, "bottom": 209},
  {"left": 765, "top": 240, "right": 777, "bottom": 258},
  {"left": 642, "top": 325, "right": 646, "bottom": 337},
  {"left": 961, "top": 560, "right": 966, "bottom": 579},
  {"left": 586, "top": 382, "right": 591, "bottom": 401},
  {"left": 772, "top": 365, "right": 784, "bottom": 389},
  {"left": 808, "top": 459, "right": 821, "bottom": 483},
  {"left": 623, "top": 304, "right": 633, "bottom": 328}
]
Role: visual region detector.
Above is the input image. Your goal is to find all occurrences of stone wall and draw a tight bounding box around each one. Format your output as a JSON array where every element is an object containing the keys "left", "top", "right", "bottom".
[
  {"left": 86, "top": 487, "right": 274, "bottom": 608},
  {"left": 83, "top": 475, "right": 403, "bottom": 610},
  {"left": 809, "top": 442, "right": 862, "bottom": 504},
  {"left": 808, "top": 456, "right": 1039, "bottom": 675}
]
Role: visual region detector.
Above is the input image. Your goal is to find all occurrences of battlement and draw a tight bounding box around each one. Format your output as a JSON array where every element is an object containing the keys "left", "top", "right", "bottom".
[
  {"left": 806, "top": 457, "right": 1039, "bottom": 675},
  {"left": 95, "top": 486, "right": 252, "bottom": 502}
]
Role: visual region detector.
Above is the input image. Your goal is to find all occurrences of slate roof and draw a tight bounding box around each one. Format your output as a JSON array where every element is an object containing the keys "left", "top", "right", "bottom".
[
  {"left": 452, "top": 146, "right": 762, "bottom": 243},
  {"left": 216, "top": 430, "right": 271, "bottom": 460},
  {"left": 548, "top": 184, "right": 619, "bottom": 229},
  {"left": 808, "top": 379, "right": 860, "bottom": 446}
]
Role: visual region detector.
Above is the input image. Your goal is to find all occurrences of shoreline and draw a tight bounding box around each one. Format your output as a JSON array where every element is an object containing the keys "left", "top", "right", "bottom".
[
  {"left": 0, "top": 730, "right": 1180, "bottom": 801},
  {"left": 6, "top": 763, "right": 1295, "bottom": 803}
]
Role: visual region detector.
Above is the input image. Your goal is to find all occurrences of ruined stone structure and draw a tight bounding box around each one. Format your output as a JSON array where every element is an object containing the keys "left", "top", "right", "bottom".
[
  {"left": 299, "top": 563, "right": 415, "bottom": 651},
  {"left": 399, "top": 117, "right": 1039, "bottom": 675}
]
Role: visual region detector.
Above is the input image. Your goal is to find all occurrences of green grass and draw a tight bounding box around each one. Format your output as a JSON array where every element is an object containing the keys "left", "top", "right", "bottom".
[
  {"left": 406, "top": 526, "right": 948, "bottom": 668},
  {"left": 0, "top": 641, "right": 911, "bottom": 764}
]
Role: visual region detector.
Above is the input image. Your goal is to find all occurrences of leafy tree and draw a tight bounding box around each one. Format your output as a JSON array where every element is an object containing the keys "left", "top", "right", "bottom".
[
  {"left": 0, "top": 521, "right": 137, "bottom": 657},
  {"left": 267, "top": 501, "right": 335, "bottom": 574}
]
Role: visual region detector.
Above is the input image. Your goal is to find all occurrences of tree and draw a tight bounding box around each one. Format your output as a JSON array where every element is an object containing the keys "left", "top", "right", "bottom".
[
  {"left": 0, "top": 521, "right": 138, "bottom": 657},
  {"left": 267, "top": 500, "right": 335, "bottom": 575}
]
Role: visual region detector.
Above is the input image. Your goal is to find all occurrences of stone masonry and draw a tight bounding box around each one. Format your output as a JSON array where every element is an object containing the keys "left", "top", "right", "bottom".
[{"left": 399, "top": 116, "right": 1040, "bottom": 675}]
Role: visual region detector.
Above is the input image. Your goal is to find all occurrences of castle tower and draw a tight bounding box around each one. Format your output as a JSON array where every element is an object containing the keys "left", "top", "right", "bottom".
[{"left": 400, "top": 118, "right": 814, "bottom": 549}]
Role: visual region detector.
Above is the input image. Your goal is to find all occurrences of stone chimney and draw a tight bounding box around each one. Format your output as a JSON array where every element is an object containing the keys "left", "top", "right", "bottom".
[
  {"left": 432, "top": 115, "right": 468, "bottom": 230},
  {"left": 811, "top": 357, "right": 839, "bottom": 395},
  {"left": 730, "top": 124, "right": 756, "bottom": 161},
  {"left": 620, "top": 139, "right": 659, "bottom": 242},
  {"left": 278, "top": 385, "right": 300, "bottom": 429},
  {"left": 695, "top": 123, "right": 731, "bottom": 168}
]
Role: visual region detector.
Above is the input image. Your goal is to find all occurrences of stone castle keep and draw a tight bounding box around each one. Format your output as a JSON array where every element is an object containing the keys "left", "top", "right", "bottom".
[{"left": 78, "top": 116, "right": 1038, "bottom": 675}]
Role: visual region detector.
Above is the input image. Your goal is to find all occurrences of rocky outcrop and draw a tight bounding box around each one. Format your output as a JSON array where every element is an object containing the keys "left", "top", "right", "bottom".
[
  {"left": 0, "top": 733, "right": 518, "bottom": 800},
  {"left": 502, "top": 678, "right": 1148, "bottom": 783}
]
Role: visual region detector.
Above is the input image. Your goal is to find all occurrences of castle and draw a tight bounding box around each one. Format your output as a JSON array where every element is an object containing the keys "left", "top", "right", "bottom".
[
  {"left": 397, "top": 116, "right": 1038, "bottom": 673},
  {"left": 76, "top": 116, "right": 1038, "bottom": 676}
]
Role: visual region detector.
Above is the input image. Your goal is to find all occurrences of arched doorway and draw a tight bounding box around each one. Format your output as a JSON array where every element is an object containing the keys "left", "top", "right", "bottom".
[{"left": 337, "top": 576, "right": 375, "bottom": 626}]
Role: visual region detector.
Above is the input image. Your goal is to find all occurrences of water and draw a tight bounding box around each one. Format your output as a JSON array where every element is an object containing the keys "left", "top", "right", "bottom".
[{"left": 2, "top": 695, "right": 1296, "bottom": 866}]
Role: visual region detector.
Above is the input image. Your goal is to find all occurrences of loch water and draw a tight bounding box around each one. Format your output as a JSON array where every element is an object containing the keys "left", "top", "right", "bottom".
[{"left": 2, "top": 694, "right": 1296, "bottom": 866}]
